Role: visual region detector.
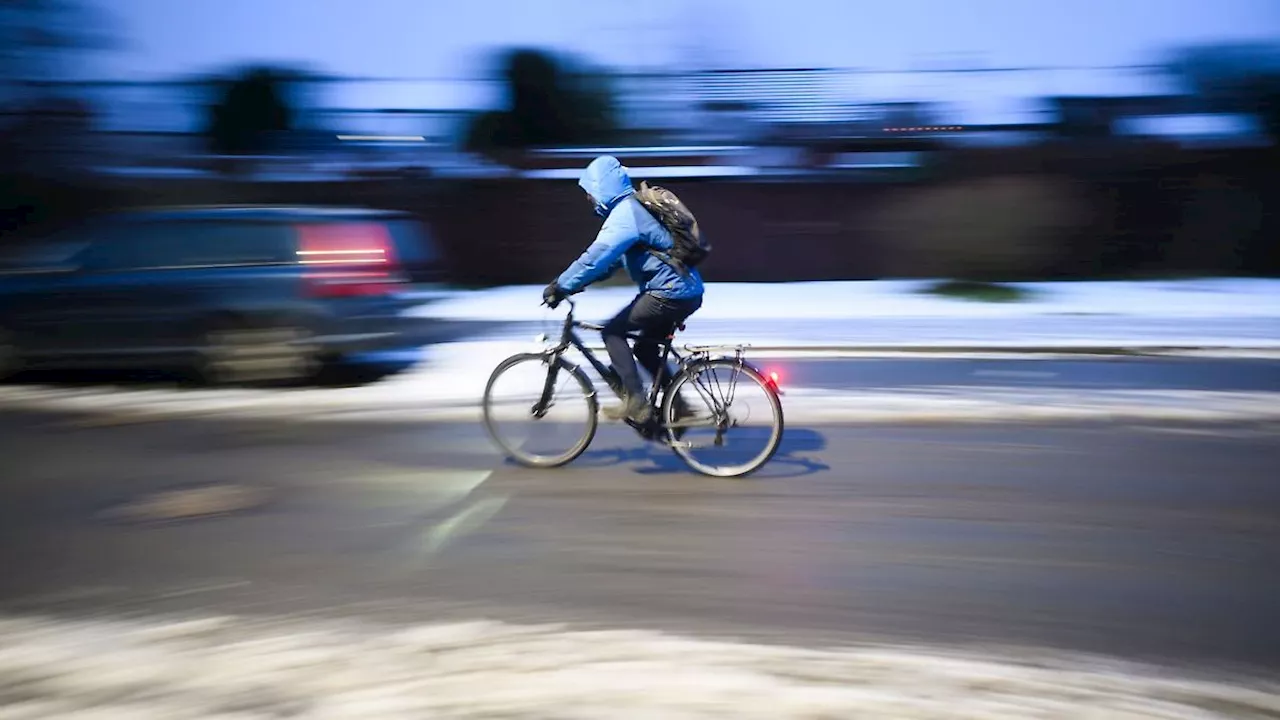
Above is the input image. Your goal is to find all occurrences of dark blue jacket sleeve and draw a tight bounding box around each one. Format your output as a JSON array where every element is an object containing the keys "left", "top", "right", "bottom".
[{"left": 555, "top": 206, "right": 639, "bottom": 293}]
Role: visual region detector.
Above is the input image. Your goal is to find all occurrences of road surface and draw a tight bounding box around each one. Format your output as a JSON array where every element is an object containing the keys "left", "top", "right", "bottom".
[
  {"left": 746, "top": 355, "right": 1280, "bottom": 392},
  {"left": 13, "top": 353, "right": 1280, "bottom": 394},
  {"left": 1, "top": 410, "right": 1278, "bottom": 672}
]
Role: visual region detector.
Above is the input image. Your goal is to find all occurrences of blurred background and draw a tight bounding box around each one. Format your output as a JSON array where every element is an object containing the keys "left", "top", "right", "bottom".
[
  {"left": 3, "top": 0, "right": 1278, "bottom": 285},
  {"left": 2, "top": 2, "right": 1280, "bottom": 717}
]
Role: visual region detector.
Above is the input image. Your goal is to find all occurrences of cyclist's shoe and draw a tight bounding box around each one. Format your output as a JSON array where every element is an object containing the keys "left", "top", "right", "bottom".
[{"left": 603, "top": 394, "right": 654, "bottom": 424}]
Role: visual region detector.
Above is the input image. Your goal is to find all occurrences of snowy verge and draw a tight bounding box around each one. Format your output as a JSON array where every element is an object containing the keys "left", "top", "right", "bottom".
[
  {"left": 3, "top": 341, "right": 1279, "bottom": 426},
  {"left": 403, "top": 279, "right": 1280, "bottom": 322},
  {"left": 1, "top": 341, "right": 1278, "bottom": 425},
  {"left": 0, "top": 612, "right": 1276, "bottom": 719}
]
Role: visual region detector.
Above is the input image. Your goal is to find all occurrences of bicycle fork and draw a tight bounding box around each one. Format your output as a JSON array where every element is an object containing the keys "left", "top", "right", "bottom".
[{"left": 531, "top": 356, "right": 561, "bottom": 419}]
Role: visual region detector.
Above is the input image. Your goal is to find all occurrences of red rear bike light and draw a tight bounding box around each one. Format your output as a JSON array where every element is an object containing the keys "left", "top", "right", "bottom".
[{"left": 765, "top": 369, "right": 783, "bottom": 393}]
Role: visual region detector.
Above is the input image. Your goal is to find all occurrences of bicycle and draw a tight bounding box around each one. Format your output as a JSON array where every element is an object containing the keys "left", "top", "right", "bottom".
[{"left": 482, "top": 296, "right": 785, "bottom": 477}]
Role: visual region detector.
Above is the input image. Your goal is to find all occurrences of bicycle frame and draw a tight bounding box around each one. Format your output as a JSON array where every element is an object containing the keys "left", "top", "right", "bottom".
[
  {"left": 534, "top": 297, "right": 765, "bottom": 429},
  {"left": 535, "top": 297, "right": 681, "bottom": 412}
]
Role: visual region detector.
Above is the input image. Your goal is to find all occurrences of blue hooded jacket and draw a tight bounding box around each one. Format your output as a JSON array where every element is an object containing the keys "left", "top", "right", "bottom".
[{"left": 555, "top": 156, "right": 704, "bottom": 300}]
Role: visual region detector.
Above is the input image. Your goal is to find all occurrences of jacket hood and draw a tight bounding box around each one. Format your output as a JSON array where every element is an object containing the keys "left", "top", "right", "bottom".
[{"left": 578, "top": 155, "right": 634, "bottom": 217}]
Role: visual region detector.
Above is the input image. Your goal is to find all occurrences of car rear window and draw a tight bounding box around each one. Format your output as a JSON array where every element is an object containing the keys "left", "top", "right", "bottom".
[
  {"left": 0, "top": 238, "right": 89, "bottom": 269},
  {"left": 170, "top": 220, "right": 294, "bottom": 266},
  {"left": 0, "top": 225, "right": 92, "bottom": 269},
  {"left": 78, "top": 219, "right": 294, "bottom": 271}
]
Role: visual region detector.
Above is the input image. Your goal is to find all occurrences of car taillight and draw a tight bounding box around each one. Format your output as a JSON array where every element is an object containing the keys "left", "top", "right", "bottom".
[{"left": 297, "top": 222, "right": 405, "bottom": 298}]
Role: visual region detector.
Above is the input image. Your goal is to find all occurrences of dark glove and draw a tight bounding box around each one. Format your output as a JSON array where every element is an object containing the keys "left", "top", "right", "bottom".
[{"left": 543, "top": 282, "right": 566, "bottom": 309}]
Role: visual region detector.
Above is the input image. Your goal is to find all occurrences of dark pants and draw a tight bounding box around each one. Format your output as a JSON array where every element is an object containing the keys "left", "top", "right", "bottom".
[{"left": 602, "top": 292, "right": 702, "bottom": 401}]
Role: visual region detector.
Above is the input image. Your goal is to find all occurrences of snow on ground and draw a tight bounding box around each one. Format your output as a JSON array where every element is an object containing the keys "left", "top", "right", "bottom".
[
  {"left": 4, "top": 280, "right": 1276, "bottom": 423},
  {"left": 405, "top": 279, "right": 1280, "bottom": 322},
  {"left": 0, "top": 612, "right": 1276, "bottom": 719},
  {"left": 2, "top": 339, "right": 1279, "bottom": 426}
]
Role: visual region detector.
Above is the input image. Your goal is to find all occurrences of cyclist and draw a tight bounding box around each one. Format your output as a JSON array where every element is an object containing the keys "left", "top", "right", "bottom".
[{"left": 543, "top": 155, "right": 703, "bottom": 425}]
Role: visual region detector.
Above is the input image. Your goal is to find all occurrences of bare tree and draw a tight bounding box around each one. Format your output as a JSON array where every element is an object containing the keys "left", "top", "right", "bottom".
[
  {"left": 1166, "top": 42, "right": 1280, "bottom": 140},
  {"left": 0, "top": 0, "right": 115, "bottom": 98},
  {"left": 0, "top": 1, "right": 115, "bottom": 177}
]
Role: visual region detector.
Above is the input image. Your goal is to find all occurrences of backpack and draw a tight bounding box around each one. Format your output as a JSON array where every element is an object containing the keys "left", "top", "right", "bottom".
[{"left": 633, "top": 181, "right": 710, "bottom": 274}]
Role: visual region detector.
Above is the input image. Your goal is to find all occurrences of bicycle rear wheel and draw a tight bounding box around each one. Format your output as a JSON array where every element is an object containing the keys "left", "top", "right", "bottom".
[
  {"left": 662, "top": 359, "right": 784, "bottom": 478},
  {"left": 482, "top": 353, "right": 599, "bottom": 468}
]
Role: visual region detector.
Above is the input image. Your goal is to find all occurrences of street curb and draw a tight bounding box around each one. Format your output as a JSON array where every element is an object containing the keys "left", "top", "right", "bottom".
[
  {"left": 14, "top": 390, "right": 1280, "bottom": 428},
  {"left": 752, "top": 345, "right": 1280, "bottom": 353},
  {"left": 3, "top": 347, "right": 1279, "bottom": 427},
  {"left": 564, "top": 344, "right": 1280, "bottom": 358}
]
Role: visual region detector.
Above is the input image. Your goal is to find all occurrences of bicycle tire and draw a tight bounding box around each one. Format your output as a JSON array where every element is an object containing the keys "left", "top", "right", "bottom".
[
  {"left": 482, "top": 353, "right": 599, "bottom": 468},
  {"left": 662, "top": 358, "right": 784, "bottom": 478}
]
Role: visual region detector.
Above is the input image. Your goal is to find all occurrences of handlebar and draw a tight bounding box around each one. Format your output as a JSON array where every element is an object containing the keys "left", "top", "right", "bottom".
[{"left": 541, "top": 295, "right": 577, "bottom": 314}]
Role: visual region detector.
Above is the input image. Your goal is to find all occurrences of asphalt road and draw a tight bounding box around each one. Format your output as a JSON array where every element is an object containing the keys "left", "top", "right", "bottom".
[
  {"left": 14, "top": 352, "right": 1279, "bottom": 397},
  {"left": 347, "top": 344, "right": 1280, "bottom": 395},
  {"left": 1, "top": 410, "right": 1278, "bottom": 674},
  {"left": 752, "top": 356, "right": 1280, "bottom": 392}
]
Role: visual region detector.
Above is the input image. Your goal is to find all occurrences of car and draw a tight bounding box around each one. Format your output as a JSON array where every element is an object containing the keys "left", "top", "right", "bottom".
[{"left": 0, "top": 205, "right": 441, "bottom": 384}]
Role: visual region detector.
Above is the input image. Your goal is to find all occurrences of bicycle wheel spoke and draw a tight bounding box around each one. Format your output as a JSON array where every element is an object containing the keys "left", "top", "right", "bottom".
[
  {"left": 708, "top": 365, "right": 728, "bottom": 410},
  {"left": 685, "top": 372, "right": 720, "bottom": 414},
  {"left": 692, "top": 364, "right": 731, "bottom": 416},
  {"left": 726, "top": 363, "right": 744, "bottom": 408},
  {"left": 664, "top": 359, "right": 784, "bottom": 478}
]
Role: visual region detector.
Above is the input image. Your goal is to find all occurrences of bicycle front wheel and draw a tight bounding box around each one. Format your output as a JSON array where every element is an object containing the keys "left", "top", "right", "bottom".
[
  {"left": 663, "top": 359, "right": 784, "bottom": 478},
  {"left": 482, "top": 353, "right": 599, "bottom": 468}
]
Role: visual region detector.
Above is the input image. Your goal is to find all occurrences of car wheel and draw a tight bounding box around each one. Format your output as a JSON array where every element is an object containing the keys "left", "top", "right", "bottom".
[{"left": 198, "top": 320, "right": 318, "bottom": 386}]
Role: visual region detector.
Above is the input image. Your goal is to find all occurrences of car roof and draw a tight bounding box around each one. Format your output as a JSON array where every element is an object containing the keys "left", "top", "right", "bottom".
[{"left": 105, "top": 205, "right": 415, "bottom": 223}]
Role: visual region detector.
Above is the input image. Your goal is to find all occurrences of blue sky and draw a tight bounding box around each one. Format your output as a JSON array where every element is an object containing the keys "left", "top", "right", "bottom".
[
  {"left": 97, "top": 0, "right": 1279, "bottom": 81},
  {"left": 74, "top": 0, "right": 1279, "bottom": 131}
]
